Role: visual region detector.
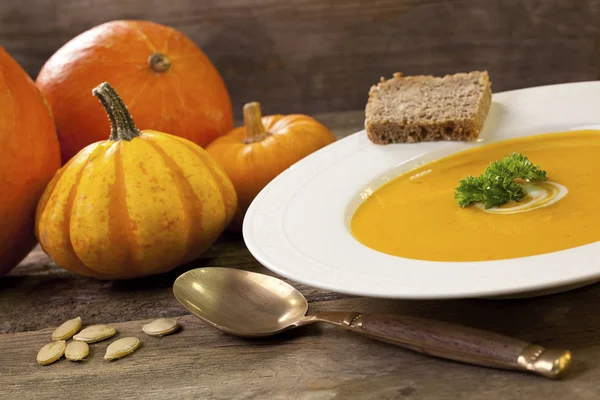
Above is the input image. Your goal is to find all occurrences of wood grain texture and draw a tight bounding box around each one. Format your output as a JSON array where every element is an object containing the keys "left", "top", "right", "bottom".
[
  {"left": 2, "top": 0, "right": 600, "bottom": 117},
  {"left": 0, "top": 311, "right": 598, "bottom": 399},
  {"left": 348, "top": 313, "right": 531, "bottom": 368}
]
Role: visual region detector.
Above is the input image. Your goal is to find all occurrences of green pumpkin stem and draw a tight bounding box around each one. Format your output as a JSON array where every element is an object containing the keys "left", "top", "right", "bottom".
[{"left": 92, "top": 82, "right": 141, "bottom": 141}]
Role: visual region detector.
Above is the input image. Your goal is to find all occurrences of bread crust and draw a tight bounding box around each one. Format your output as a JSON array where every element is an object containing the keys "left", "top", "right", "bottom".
[{"left": 365, "top": 71, "right": 492, "bottom": 144}]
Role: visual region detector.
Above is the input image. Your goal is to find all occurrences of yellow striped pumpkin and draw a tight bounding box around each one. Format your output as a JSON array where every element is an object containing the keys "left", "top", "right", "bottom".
[{"left": 35, "top": 82, "right": 237, "bottom": 279}]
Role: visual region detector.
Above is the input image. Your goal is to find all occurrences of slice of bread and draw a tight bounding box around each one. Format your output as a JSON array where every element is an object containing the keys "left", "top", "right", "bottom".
[{"left": 365, "top": 71, "right": 492, "bottom": 144}]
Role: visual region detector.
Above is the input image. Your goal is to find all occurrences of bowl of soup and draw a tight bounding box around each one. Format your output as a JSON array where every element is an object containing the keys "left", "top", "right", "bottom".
[{"left": 243, "top": 81, "right": 600, "bottom": 299}]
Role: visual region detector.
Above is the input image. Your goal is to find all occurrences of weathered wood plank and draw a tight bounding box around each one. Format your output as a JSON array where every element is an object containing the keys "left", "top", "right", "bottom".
[
  {"left": 0, "top": 311, "right": 598, "bottom": 400},
  {"left": 7, "top": 231, "right": 600, "bottom": 346},
  {"left": 1, "top": 0, "right": 599, "bottom": 116},
  {"left": 0, "top": 238, "right": 316, "bottom": 334}
]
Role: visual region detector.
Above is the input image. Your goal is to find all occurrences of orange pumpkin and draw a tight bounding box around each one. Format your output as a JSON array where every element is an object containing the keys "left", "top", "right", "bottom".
[
  {"left": 35, "top": 83, "right": 237, "bottom": 279},
  {"left": 206, "top": 102, "right": 336, "bottom": 231},
  {"left": 0, "top": 46, "right": 61, "bottom": 276},
  {"left": 36, "top": 20, "right": 232, "bottom": 164}
]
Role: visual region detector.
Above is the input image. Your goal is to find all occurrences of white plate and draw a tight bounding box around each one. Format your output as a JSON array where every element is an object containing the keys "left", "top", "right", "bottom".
[{"left": 243, "top": 81, "right": 600, "bottom": 299}]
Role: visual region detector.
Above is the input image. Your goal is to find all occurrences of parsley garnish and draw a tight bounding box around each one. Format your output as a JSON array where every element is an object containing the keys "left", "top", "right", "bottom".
[{"left": 454, "top": 153, "right": 547, "bottom": 209}]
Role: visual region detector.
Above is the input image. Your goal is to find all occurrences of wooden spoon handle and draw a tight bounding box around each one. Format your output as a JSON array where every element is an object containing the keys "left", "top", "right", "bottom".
[{"left": 318, "top": 312, "right": 571, "bottom": 379}]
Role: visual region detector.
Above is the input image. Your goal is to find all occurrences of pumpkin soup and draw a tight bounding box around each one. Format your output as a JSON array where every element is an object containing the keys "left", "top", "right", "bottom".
[{"left": 350, "top": 130, "right": 600, "bottom": 261}]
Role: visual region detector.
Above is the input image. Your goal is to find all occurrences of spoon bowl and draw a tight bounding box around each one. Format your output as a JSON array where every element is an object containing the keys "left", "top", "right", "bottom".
[
  {"left": 173, "top": 267, "right": 572, "bottom": 379},
  {"left": 173, "top": 267, "right": 308, "bottom": 336}
]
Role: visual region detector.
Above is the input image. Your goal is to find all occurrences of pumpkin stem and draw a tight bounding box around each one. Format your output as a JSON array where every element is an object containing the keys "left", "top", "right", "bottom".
[
  {"left": 148, "top": 53, "right": 171, "bottom": 73},
  {"left": 92, "top": 82, "right": 141, "bottom": 141},
  {"left": 243, "top": 102, "right": 270, "bottom": 144}
]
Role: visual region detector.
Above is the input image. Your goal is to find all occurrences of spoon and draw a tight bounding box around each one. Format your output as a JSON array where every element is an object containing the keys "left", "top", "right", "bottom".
[{"left": 173, "top": 267, "right": 571, "bottom": 379}]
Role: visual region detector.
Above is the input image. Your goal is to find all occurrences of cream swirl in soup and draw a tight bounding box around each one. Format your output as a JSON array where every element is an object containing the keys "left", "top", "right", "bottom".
[{"left": 477, "top": 181, "right": 568, "bottom": 215}]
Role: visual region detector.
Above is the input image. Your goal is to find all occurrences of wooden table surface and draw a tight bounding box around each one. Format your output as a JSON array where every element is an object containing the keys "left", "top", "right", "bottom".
[{"left": 2, "top": 111, "right": 600, "bottom": 400}]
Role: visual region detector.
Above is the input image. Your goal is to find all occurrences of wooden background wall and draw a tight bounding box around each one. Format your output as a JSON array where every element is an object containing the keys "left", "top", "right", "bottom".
[{"left": 1, "top": 0, "right": 599, "bottom": 118}]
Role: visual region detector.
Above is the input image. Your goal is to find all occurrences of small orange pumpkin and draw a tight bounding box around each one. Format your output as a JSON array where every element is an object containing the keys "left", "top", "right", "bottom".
[
  {"left": 36, "top": 20, "right": 233, "bottom": 164},
  {"left": 35, "top": 83, "right": 237, "bottom": 279},
  {"left": 206, "top": 102, "right": 336, "bottom": 230}
]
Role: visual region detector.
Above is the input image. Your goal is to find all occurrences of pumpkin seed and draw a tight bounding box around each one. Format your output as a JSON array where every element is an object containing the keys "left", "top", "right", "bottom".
[
  {"left": 104, "top": 337, "right": 140, "bottom": 361},
  {"left": 52, "top": 316, "right": 82, "bottom": 340},
  {"left": 37, "top": 340, "right": 66, "bottom": 365},
  {"left": 73, "top": 324, "right": 116, "bottom": 343},
  {"left": 65, "top": 341, "right": 89, "bottom": 361},
  {"left": 142, "top": 318, "right": 179, "bottom": 337}
]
